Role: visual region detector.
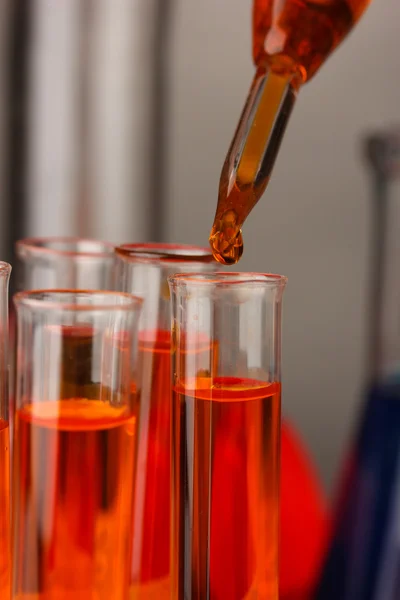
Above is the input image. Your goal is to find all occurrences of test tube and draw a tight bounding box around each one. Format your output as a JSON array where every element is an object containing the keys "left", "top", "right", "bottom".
[
  {"left": 11, "top": 237, "right": 116, "bottom": 426},
  {"left": 168, "top": 272, "right": 287, "bottom": 599},
  {"left": 15, "top": 237, "right": 115, "bottom": 290},
  {"left": 0, "top": 263, "right": 11, "bottom": 599},
  {"left": 12, "top": 290, "right": 142, "bottom": 599},
  {"left": 114, "top": 243, "right": 214, "bottom": 597}
]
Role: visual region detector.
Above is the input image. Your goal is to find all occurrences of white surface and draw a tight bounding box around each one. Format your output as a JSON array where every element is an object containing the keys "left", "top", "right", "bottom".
[{"left": 166, "top": 0, "right": 400, "bottom": 490}]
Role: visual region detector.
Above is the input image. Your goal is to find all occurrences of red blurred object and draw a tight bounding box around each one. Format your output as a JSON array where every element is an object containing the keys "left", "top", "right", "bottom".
[{"left": 280, "top": 420, "right": 330, "bottom": 599}]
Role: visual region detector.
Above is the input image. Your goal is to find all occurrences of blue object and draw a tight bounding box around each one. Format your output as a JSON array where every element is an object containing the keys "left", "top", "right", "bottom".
[{"left": 314, "top": 381, "right": 400, "bottom": 600}]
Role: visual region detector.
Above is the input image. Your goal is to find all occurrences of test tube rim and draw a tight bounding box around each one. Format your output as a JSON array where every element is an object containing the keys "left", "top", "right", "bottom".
[
  {"left": 16, "top": 237, "right": 115, "bottom": 260},
  {"left": 168, "top": 271, "right": 288, "bottom": 289},
  {"left": 13, "top": 289, "right": 143, "bottom": 313},
  {"left": 0, "top": 262, "right": 11, "bottom": 278},
  {"left": 115, "top": 242, "right": 214, "bottom": 264}
]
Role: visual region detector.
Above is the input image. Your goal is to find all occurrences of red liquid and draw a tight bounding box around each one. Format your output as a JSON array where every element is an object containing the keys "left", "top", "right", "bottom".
[
  {"left": 13, "top": 400, "right": 136, "bottom": 600},
  {"left": 0, "top": 419, "right": 10, "bottom": 598},
  {"left": 130, "top": 331, "right": 171, "bottom": 598},
  {"left": 172, "top": 377, "right": 281, "bottom": 600},
  {"left": 131, "top": 331, "right": 213, "bottom": 598}
]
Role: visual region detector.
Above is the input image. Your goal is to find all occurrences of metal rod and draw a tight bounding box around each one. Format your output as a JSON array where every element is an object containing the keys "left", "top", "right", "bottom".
[
  {"left": 366, "top": 172, "right": 387, "bottom": 383},
  {"left": 7, "top": 0, "right": 32, "bottom": 295},
  {"left": 148, "top": 0, "right": 173, "bottom": 242}
]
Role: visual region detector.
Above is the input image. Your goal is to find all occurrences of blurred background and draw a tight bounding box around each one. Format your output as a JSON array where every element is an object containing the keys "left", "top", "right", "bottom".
[{"left": 0, "top": 0, "right": 399, "bottom": 494}]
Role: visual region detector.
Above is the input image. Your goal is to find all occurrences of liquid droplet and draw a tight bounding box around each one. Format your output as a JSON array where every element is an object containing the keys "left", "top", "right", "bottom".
[{"left": 209, "top": 210, "right": 244, "bottom": 266}]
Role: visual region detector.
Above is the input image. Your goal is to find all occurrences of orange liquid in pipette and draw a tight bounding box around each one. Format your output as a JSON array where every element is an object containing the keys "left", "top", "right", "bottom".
[{"left": 210, "top": 0, "right": 371, "bottom": 265}]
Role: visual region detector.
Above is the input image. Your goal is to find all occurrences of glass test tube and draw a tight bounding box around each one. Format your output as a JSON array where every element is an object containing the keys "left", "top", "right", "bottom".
[
  {"left": 0, "top": 263, "right": 11, "bottom": 599},
  {"left": 11, "top": 237, "right": 116, "bottom": 428},
  {"left": 168, "top": 272, "right": 287, "bottom": 600},
  {"left": 12, "top": 290, "right": 142, "bottom": 600},
  {"left": 15, "top": 237, "right": 115, "bottom": 291},
  {"left": 114, "top": 243, "right": 214, "bottom": 598}
]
